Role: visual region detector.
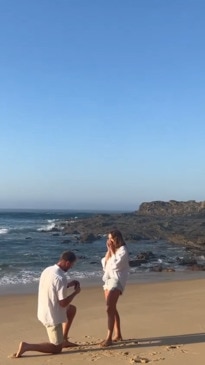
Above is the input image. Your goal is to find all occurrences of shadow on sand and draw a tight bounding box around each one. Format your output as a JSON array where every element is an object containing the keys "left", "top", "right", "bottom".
[
  {"left": 13, "top": 332, "right": 205, "bottom": 358},
  {"left": 67, "top": 332, "right": 205, "bottom": 353},
  {"left": 123, "top": 332, "right": 205, "bottom": 348}
]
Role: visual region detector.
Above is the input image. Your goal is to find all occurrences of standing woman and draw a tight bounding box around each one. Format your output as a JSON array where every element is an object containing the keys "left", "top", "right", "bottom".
[{"left": 101, "top": 229, "right": 129, "bottom": 347}]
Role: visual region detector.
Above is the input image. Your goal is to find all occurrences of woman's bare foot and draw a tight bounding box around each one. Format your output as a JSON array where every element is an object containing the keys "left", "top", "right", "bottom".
[
  {"left": 112, "top": 336, "right": 123, "bottom": 342},
  {"left": 62, "top": 340, "right": 78, "bottom": 348},
  {"left": 100, "top": 339, "right": 113, "bottom": 347}
]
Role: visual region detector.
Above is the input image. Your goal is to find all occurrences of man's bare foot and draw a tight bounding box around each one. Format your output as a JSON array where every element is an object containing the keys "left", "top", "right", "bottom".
[
  {"left": 113, "top": 336, "right": 123, "bottom": 342},
  {"left": 62, "top": 340, "right": 78, "bottom": 348},
  {"left": 100, "top": 339, "right": 113, "bottom": 347},
  {"left": 11, "top": 342, "right": 28, "bottom": 358}
]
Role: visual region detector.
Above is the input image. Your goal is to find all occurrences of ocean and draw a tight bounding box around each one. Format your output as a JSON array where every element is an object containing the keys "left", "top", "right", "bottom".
[{"left": 1, "top": 210, "right": 205, "bottom": 295}]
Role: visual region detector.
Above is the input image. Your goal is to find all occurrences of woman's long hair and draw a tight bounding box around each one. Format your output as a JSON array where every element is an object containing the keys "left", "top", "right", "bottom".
[{"left": 109, "top": 229, "right": 126, "bottom": 249}]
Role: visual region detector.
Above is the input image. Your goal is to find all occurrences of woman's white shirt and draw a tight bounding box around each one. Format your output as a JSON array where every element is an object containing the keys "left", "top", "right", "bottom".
[{"left": 101, "top": 245, "right": 129, "bottom": 291}]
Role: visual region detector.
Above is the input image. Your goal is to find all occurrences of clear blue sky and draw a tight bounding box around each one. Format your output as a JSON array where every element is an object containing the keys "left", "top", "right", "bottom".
[{"left": 0, "top": 0, "right": 205, "bottom": 211}]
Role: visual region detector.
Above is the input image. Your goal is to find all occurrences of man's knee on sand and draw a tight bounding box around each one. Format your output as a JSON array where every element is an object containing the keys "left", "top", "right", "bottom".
[{"left": 46, "top": 323, "right": 64, "bottom": 350}]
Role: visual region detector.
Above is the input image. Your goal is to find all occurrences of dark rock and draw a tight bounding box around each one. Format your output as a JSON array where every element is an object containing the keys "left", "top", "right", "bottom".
[
  {"left": 150, "top": 265, "right": 163, "bottom": 272},
  {"left": 149, "top": 265, "right": 175, "bottom": 272},
  {"left": 138, "top": 200, "right": 205, "bottom": 216},
  {"left": 61, "top": 239, "right": 71, "bottom": 244},
  {"left": 80, "top": 233, "right": 97, "bottom": 243},
  {"left": 50, "top": 227, "right": 60, "bottom": 232},
  {"left": 164, "top": 268, "right": 175, "bottom": 272},
  {"left": 176, "top": 257, "right": 197, "bottom": 266},
  {"left": 129, "top": 259, "right": 147, "bottom": 267},
  {"left": 187, "top": 264, "right": 205, "bottom": 271},
  {"left": 136, "top": 251, "right": 155, "bottom": 260},
  {"left": 56, "top": 200, "right": 205, "bottom": 250}
]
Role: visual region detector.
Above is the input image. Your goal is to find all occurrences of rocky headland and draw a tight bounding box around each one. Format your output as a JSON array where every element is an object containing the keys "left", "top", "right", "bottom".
[
  {"left": 50, "top": 200, "right": 205, "bottom": 272},
  {"left": 57, "top": 200, "right": 205, "bottom": 247}
]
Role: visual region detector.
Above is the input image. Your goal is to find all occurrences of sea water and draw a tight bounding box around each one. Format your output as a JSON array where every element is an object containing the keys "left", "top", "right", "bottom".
[{"left": 1, "top": 210, "right": 205, "bottom": 295}]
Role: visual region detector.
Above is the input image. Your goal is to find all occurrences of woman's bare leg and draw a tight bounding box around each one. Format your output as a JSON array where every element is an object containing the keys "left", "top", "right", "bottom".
[
  {"left": 113, "top": 310, "right": 123, "bottom": 341},
  {"left": 101, "top": 289, "right": 121, "bottom": 347}
]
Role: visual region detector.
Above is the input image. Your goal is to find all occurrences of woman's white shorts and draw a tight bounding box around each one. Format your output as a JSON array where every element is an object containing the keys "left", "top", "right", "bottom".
[{"left": 103, "top": 278, "right": 123, "bottom": 293}]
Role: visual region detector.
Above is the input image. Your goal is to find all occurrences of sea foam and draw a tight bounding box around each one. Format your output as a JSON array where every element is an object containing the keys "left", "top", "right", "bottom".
[{"left": 0, "top": 228, "right": 9, "bottom": 234}]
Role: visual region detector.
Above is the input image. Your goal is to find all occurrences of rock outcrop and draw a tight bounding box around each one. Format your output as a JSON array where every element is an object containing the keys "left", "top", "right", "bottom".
[
  {"left": 53, "top": 200, "right": 205, "bottom": 249},
  {"left": 138, "top": 200, "right": 205, "bottom": 216}
]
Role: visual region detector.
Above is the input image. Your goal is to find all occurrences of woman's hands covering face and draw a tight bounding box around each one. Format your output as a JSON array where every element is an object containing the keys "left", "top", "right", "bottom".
[{"left": 107, "top": 238, "right": 115, "bottom": 253}]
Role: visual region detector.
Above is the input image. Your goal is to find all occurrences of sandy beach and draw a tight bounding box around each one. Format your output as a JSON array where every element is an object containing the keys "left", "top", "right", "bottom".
[{"left": 1, "top": 278, "right": 205, "bottom": 365}]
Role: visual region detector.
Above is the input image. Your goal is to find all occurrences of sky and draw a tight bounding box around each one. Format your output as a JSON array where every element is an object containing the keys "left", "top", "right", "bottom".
[{"left": 0, "top": 0, "right": 205, "bottom": 211}]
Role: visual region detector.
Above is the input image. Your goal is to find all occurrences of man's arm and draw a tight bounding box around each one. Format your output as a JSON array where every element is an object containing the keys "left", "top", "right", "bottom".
[
  {"left": 67, "top": 280, "right": 80, "bottom": 289},
  {"left": 59, "top": 286, "right": 81, "bottom": 308}
]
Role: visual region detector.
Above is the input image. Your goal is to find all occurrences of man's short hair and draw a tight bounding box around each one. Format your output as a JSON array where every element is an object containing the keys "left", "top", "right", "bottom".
[{"left": 60, "top": 251, "right": 76, "bottom": 263}]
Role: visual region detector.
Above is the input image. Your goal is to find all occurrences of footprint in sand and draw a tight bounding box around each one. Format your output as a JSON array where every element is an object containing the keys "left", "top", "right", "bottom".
[
  {"left": 152, "top": 358, "right": 165, "bottom": 362},
  {"left": 166, "top": 345, "right": 181, "bottom": 351},
  {"left": 130, "top": 356, "right": 151, "bottom": 363},
  {"left": 166, "top": 345, "right": 189, "bottom": 355},
  {"left": 90, "top": 355, "right": 102, "bottom": 362},
  {"left": 121, "top": 351, "right": 130, "bottom": 356}
]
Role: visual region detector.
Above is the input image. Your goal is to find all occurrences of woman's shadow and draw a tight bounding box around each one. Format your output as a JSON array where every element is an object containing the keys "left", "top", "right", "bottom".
[{"left": 65, "top": 332, "right": 205, "bottom": 354}]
